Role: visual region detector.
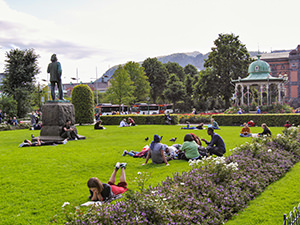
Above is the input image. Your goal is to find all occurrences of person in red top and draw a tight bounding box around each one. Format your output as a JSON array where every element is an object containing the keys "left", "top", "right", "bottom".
[
  {"left": 87, "top": 163, "right": 128, "bottom": 201},
  {"left": 284, "top": 120, "right": 291, "bottom": 128},
  {"left": 247, "top": 120, "right": 255, "bottom": 127},
  {"left": 128, "top": 117, "right": 136, "bottom": 126}
]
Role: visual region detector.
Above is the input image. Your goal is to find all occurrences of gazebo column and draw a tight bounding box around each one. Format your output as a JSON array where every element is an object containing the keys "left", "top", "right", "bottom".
[
  {"left": 266, "top": 84, "right": 269, "bottom": 106},
  {"left": 247, "top": 85, "right": 250, "bottom": 106},
  {"left": 278, "top": 83, "right": 281, "bottom": 104},
  {"left": 241, "top": 85, "right": 244, "bottom": 105},
  {"left": 260, "top": 84, "right": 263, "bottom": 106},
  {"left": 235, "top": 84, "right": 238, "bottom": 106}
]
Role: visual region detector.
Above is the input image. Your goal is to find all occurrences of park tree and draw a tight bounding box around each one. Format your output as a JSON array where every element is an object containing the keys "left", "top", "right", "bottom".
[
  {"left": 165, "top": 62, "right": 186, "bottom": 82},
  {"left": 204, "top": 33, "right": 251, "bottom": 108},
  {"left": 0, "top": 95, "right": 17, "bottom": 118},
  {"left": 71, "top": 84, "right": 94, "bottom": 124},
  {"left": 123, "top": 61, "right": 150, "bottom": 102},
  {"left": 106, "top": 66, "right": 134, "bottom": 110},
  {"left": 184, "top": 64, "right": 198, "bottom": 78},
  {"left": 142, "top": 58, "right": 168, "bottom": 103},
  {"left": 163, "top": 73, "right": 185, "bottom": 111},
  {"left": 184, "top": 74, "right": 194, "bottom": 112},
  {"left": 1, "top": 49, "right": 40, "bottom": 117},
  {"left": 193, "top": 68, "right": 220, "bottom": 111}
]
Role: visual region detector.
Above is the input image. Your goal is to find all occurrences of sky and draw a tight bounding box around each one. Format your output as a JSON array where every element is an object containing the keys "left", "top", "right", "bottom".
[{"left": 1, "top": 0, "right": 300, "bottom": 84}]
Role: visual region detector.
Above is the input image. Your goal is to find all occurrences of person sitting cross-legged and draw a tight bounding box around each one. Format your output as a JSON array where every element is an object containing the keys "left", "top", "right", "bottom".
[
  {"left": 142, "top": 134, "right": 169, "bottom": 166},
  {"left": 201, "top": 127, "right": 226, "bottom": 157},
  {"left": 240, "top": 123, "right": 252, "bottom": 137}
]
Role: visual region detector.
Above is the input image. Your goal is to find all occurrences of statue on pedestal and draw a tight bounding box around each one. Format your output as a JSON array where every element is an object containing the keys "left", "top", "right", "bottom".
[{"left": 47, "top": 54, "right": 63, "bottom": 100}]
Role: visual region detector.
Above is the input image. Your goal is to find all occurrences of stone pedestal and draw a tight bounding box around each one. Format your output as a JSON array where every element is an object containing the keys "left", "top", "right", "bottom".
[{"left": 34, "top": 101, "right": 85, "bottom": 141}]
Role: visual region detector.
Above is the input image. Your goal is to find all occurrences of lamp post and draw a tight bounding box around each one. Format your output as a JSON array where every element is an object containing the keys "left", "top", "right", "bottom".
[
  {"left": 90, "top": 67, "right": 99, "bottom": 105},
  {"left": 146, "top": 97, "right": 150, "bottom": 115},
  {"left": 71, "top": 68, "right": 80, "bottom": 85},
  {"left": 41, "top": 78, "right": 50, "bottom": 101}
]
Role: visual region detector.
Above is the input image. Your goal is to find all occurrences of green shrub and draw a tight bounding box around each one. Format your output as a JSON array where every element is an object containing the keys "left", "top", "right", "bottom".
[
  {"left": 213, "top": 114, "right": 300, "bottom": 126},
  {"left": 71, "top": 85, "right": 94, "bottom": 124},
  {"left": 178, "top": 114, "right": 212, "bottom": 124},
  {"left": 0, "top": 95, "right": 18, "bottom": 118},
  {"left": 100, "top": 114, "right": 179, "bottom": 125},
  {"left": 0, "top": 122, "right": 31, "bottom": 131}
]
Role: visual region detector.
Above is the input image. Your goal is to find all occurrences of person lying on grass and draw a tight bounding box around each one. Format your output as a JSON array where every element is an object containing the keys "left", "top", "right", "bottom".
[
  {"left": 201, "top": 127, "right": 226, "bottom": 157},
  {"left": 181, "top": 121, "right": 204, "bottom": 130},
  {"left": 87, "top": 162, "right": 128, "bottom": 201},
  {"left": 142, "top": 134, "right": 169, "bottom": 166},
  {"left": 19, "top": 137, "right": 67, "bottom": 147}
]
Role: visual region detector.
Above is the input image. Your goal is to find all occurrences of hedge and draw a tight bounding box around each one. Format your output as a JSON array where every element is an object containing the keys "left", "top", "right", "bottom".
[
  {"left": 71, "top": 85, "right": 94, "bottom": 124},
  {"left": 212, "top": 113, "right": 300, "bottom": 126},
  {"left": 99, "top": 114, "right": 179, "bottom": 125}
]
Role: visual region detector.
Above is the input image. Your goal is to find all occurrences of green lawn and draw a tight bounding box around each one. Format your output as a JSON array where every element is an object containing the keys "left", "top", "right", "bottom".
[{"left": 0, "top": 125, "right": 294, "bottom": 224}]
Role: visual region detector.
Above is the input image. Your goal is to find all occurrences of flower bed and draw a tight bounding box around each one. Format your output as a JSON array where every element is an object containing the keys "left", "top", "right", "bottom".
[{"left": 63, "top": 127, "right": 300, "bottom": 225}]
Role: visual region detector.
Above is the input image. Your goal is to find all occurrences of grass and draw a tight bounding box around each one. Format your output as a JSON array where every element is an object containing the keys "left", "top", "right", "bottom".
[
  {"left": 226, "top": 156, "right": 300, "bottom": 225},
  {"left": 0, "top": 125, "right": 294, "bottom": 224}
]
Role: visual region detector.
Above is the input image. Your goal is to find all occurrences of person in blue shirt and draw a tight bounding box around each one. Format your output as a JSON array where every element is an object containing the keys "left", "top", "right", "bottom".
[
  {"left": 208, "top": 118, "right": 220, "bottom": 129},
  {"left": 256, "top": 106, "right": 261, "bottom": 114},
  {"left": 201, "top": 127, "right": 226, "bottom": 156},
  {"left": 238, "top": 108, "right": 243, "bottom": 114}
]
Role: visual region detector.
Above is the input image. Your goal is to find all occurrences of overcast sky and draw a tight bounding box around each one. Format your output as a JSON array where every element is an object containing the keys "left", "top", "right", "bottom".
[{"left": 1, "top": 0, "right": 300, "bottom": 83}]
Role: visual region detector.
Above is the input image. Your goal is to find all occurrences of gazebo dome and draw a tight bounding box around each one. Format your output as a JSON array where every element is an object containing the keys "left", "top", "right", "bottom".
[{"left": 248, "top": 55, "right": 271, "bottom": 74}]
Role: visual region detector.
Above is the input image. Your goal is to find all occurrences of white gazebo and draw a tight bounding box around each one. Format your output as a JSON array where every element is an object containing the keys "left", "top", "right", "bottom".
[{"left": 232, "top": 55, "right": 288, "bottom": 106}]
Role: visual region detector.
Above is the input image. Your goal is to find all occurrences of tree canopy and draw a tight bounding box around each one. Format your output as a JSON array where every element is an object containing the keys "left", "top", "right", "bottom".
[
  {"left": 106, "top": 66, "right": 134, "bottom": 110},
  {"left": 142, "top": 58, "right": 168, "bottom": 103},
  {"left": 204, "top": 33, "right": 252, "bottom": 108},
  {"left": 123, "top": 61, "right": 150, "bottom": 102},
  {"left": 1, "top": 49, "right": 40, "bottom": 117},
  {"left": 163, "top": 73, "right": 185, "bottom": 111}
]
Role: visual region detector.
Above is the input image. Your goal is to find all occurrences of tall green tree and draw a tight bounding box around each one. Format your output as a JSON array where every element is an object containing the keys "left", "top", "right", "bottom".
[
  {"left": 193, "top": 68, "right": 219, "bottom": 101},
  {"left": 165, "top": 62, "right": 186, "bottom": 82},
  {"left": 123, "top": 61, "right": 150, "bottom": 102},
  {"left": 163, "top": 73, "right": 185, "bottom": 111},
  {"left": 184, "top": 74, "right": 194, "bottom": 112},
  {"left": 184, "top": 64, "right": 198, "bottom": 78},
  {"left": 1, "top": 49, "right": 40, "bottom": 117},
  {"left": 204, "top": 33, "right": 251, "bottom": 108},
  {"left": 142, "top": 58, "right": 168, "bottom": 103},
  {"left": 106, "top": 66, "right": 134, "bottom": 110}
]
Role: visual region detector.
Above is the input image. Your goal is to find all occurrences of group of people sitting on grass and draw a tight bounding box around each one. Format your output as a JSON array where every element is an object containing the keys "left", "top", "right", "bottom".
[
  {"left": 121, "top": 127, "right": 226, "bottom": 166},
  {"left": 240, "top": 122, "right": 272, "bottom": 137},
  {"left": 119, "top": 117, "right": 136, "bottom": 127}
]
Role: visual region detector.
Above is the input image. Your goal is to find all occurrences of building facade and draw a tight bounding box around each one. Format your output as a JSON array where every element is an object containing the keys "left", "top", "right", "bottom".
[{"left": 260, "top": 45, "right": 300, "bottom": 104}]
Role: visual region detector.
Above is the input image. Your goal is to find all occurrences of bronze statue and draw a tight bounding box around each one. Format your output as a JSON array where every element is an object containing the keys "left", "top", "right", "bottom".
[{"left": 47, "top": 54, "right": 63, "bottom": 100}]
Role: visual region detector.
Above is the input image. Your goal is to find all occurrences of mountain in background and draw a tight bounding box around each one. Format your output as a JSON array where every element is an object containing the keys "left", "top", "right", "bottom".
[{"left": 98, "top": 50, "right": 288, "bottom": 82}]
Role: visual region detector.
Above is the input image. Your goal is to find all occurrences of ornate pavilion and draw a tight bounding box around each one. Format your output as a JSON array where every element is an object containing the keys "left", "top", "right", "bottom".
[{"left": 232, "top": 55, "right": 288, "bottom": 106}]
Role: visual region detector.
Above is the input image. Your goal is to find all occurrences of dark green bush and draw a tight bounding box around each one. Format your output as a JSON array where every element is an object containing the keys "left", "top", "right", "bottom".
[
  {"left": 213, "top": 114, "right": 300, "bottom": 126},
  {"left": 71, "top": 85, "right": 94, "bottom": 124},
  {"left": 100, "top": 114, "right": 179, "bottom": 125}
]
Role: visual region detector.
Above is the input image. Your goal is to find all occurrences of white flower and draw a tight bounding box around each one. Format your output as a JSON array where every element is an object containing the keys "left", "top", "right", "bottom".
[
  {"left": 62, "top": 202, "right": 70, "bottom": 207},
  {"left": 163, "top": 198, "right": 167, "bottom": 201},
  {"left": 180, "top": 182, "right": 185, "bottom": 186},
  {"left": 137, "top": 171, "right": 141, "bottom": 175},
  {"left": 268, "top": 149, "right": 272, "bottom": 152}
]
